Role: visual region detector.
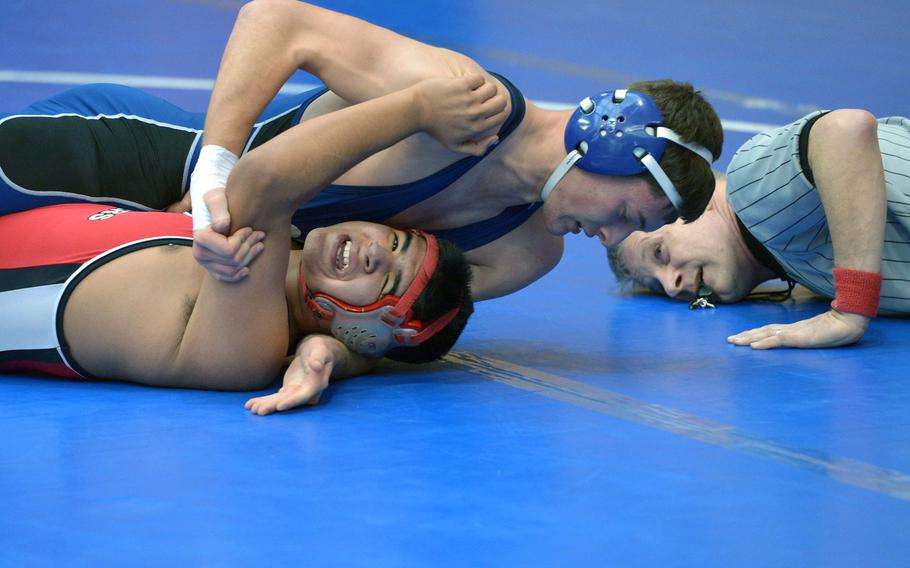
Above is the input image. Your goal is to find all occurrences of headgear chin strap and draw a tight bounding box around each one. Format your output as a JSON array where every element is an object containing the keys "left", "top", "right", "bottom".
[
  {"left": 299, "top": 229, "right": 460, "bottom": 358},
  {"left": 540, "top": 89, "right": 715, "bottom": 211}
]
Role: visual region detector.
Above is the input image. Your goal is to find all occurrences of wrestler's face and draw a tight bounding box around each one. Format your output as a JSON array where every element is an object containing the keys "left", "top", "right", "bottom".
[
  {"left": 540, "top": 169, "right": 675, "bottom": 247},
  {"left": 301, "top": 222, "right": 426, "bottom": 306},
  {"left": 616, "top": 208, "right": 755, "bottom": 303}
]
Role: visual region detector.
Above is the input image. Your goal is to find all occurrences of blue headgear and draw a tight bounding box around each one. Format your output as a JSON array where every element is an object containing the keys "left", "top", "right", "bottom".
[{"left": 539, "top": 89, "right": 715, "bottom": 212}]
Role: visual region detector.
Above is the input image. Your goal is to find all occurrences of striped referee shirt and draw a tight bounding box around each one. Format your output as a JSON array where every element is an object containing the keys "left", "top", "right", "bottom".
[{"left": 726, "top": 112, "right": 910, "bottom": 314}]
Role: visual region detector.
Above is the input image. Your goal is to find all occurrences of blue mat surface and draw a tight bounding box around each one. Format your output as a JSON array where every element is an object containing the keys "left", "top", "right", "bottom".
[{"left": 2, "top": 1, "right": 908, "bottom": 566}]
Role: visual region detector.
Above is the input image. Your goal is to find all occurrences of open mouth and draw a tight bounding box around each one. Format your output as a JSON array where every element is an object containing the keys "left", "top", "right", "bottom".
[
  {"left": 697, "top": 267, "right": 713, "bottom": 297},
  {"left": 689, "top": 267, "right": 717, "bottom": 310},
  {"left": 334, "top": 238, "right": 352, "bottom": 273}
]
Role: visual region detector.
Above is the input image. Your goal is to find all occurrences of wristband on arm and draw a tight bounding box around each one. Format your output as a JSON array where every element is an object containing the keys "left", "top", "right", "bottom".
[
  {"left": 830, "top": 267, "right": 882, "bottom": 318},
  {"left": 190, "top": 144, "right": 239, "bottom": 231}
]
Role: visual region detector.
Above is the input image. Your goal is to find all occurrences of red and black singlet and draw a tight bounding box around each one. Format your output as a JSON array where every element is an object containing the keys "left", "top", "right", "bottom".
[{"left": 0, "top": 204, "right": 193, "bottom": 378}]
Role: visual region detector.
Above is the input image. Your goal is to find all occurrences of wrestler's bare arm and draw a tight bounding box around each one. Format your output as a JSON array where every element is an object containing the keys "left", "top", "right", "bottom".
[
  {"left": 193, "top": 0, "right": 509, "bottom": 280},
  {"left": 204, "top": 0, "right": 504, "bottom": 156},
  {"left": 467, "top": 210, "right": 564, "bottom": 301},
  {"left": 173, "top": 87, "right": 432, "bottom": 386},
  {"left": 729, "top": 109, "right": 885, "bottom": 349},
  {"left": 173, "top": 78, "right": 497, "bottom": 385}
]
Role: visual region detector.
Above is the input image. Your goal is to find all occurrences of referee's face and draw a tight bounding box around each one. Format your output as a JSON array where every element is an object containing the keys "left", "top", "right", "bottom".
[{"left": 616, "top": 207, "right": 758, "bottom": 303}]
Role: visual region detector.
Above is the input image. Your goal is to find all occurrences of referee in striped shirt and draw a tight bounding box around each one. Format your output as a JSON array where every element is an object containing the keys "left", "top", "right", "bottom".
[{"left": 609, "top": 110, "right": 910, "bottom": 349}]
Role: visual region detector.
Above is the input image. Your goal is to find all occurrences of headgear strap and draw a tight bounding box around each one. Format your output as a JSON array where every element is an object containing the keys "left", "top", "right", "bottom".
[{"left": 540, "top": 89, "right": 715, "bottom": 213}]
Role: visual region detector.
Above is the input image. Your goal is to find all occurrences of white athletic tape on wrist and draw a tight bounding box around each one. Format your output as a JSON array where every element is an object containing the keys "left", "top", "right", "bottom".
[{"left": 190, "top": 144, "right": 239, "bottom": 231}]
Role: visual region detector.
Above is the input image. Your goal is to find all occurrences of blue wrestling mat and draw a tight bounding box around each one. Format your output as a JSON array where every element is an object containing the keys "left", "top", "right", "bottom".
[{"left": 2, "top": 1, "right": 909, "bottom": 566}]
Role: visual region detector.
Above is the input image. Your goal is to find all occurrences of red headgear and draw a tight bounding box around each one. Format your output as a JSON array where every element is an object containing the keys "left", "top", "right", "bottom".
[{"left": 299, "top": 229, "right": 460, "bottom": 357}]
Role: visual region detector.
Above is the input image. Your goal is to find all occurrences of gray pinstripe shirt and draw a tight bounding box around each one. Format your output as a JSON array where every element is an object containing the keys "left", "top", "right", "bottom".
[{"left": 726, "top": 112, "right": 910, "bottom": 314}]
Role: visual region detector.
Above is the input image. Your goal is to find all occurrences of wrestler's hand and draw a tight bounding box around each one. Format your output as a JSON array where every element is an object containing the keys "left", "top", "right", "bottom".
[
  {"left": 727, "top": 309, "right": 869, "bottom": 349},
  {"left": 165, "top": 191, "right": 191, "bottom": 213},
  {"left": 245, "top": 336, "right": 336, "bottom": 415},
  {"left": 192, "top": 189, "right": 263, "bottom": 282},
  {"left": 413, "top": 74, "right": 508, "bottom": 156},
  {"left": 195, "top": 223, "right": 266, "bottom": 283}
]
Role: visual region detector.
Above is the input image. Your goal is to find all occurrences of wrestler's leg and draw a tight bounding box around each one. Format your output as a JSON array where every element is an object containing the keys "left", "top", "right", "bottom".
[
  {"left": 0, "top": 84, "right": 203, "bottom": 215},
  {"left": 0, "top": 83, "right": 331, "bottom": 216}
]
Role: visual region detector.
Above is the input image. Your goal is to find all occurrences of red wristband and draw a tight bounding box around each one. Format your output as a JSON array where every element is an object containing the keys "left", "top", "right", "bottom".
[{"left": 830, "top": 267, "right": 882, "bottom": 318}]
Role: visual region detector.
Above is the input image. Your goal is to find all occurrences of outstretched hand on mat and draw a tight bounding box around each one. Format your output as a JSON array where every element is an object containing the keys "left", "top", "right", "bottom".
[
  {"left": 245, "top": 335, "right": 337, "bottom": 415},
  {"left": 727, "top": 310, "right": 869, "bottom": 349}
]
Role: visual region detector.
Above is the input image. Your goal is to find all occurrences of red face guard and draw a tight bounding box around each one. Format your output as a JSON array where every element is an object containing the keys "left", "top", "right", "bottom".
[{"left": 299, "top": 229, "right": 460, "bottom": 357}]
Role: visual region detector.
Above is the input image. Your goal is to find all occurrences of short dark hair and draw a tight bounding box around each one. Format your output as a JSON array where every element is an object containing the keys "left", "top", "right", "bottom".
[
  {"left": 629, "top": 79, "right": 723, "bottom": 223},
  {"left": 385, "top": 237, "right": 474, "bottom": 364}
]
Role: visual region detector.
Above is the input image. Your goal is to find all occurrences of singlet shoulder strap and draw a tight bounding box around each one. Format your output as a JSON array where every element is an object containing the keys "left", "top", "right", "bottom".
[
  {"left": 291, "top": 72, "right": 530, "bottom": 233},
  {"left": 429, "top": 202, "right": 543, "bottom": 252}
]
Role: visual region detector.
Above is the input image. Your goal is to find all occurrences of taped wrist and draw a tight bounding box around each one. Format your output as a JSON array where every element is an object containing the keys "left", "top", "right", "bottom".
[
  {"left": 830, "top": 267, "right": 882, "bottom": 318},
  {"left": 190, "top": 144, "right": 239, "bottom": 231}
]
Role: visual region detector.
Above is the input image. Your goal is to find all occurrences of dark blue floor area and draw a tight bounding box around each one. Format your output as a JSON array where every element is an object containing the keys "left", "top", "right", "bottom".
[{"left": 2, "top": 1, "right": 909, "bottom": 566}]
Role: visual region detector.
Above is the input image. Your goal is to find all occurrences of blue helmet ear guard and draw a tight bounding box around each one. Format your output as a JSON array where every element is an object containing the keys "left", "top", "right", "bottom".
[
  {"left": 567, "top": 89, "right": 667, "bottom": 176},
  {"left": 539, "top": 89, "right": 715, "bottom": 212}
]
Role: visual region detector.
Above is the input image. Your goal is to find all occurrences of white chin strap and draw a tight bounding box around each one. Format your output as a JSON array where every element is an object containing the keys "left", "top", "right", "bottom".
[
  {"left": 539, "top": 129, "right": 715, "bottom": 213},
  {"left": 635, "top": 147, "right": 683, "bottom": 211},
  {"left": 539, "top": 142, "right": 587, "bottom": 202}
]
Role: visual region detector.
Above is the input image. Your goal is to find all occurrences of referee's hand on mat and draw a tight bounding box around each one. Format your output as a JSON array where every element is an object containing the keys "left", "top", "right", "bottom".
[{"left": 727, "top": 310, "right": 869, "bottom": 349}]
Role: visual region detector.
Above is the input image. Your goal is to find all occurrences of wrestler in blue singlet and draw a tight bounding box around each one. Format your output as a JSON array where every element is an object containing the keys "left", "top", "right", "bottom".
[
  {"left": 0, "top": 75, "right": 534, "bottom": 251},
  {"left": 0, "top": 83, "right": 322, "bottom": 215}
]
